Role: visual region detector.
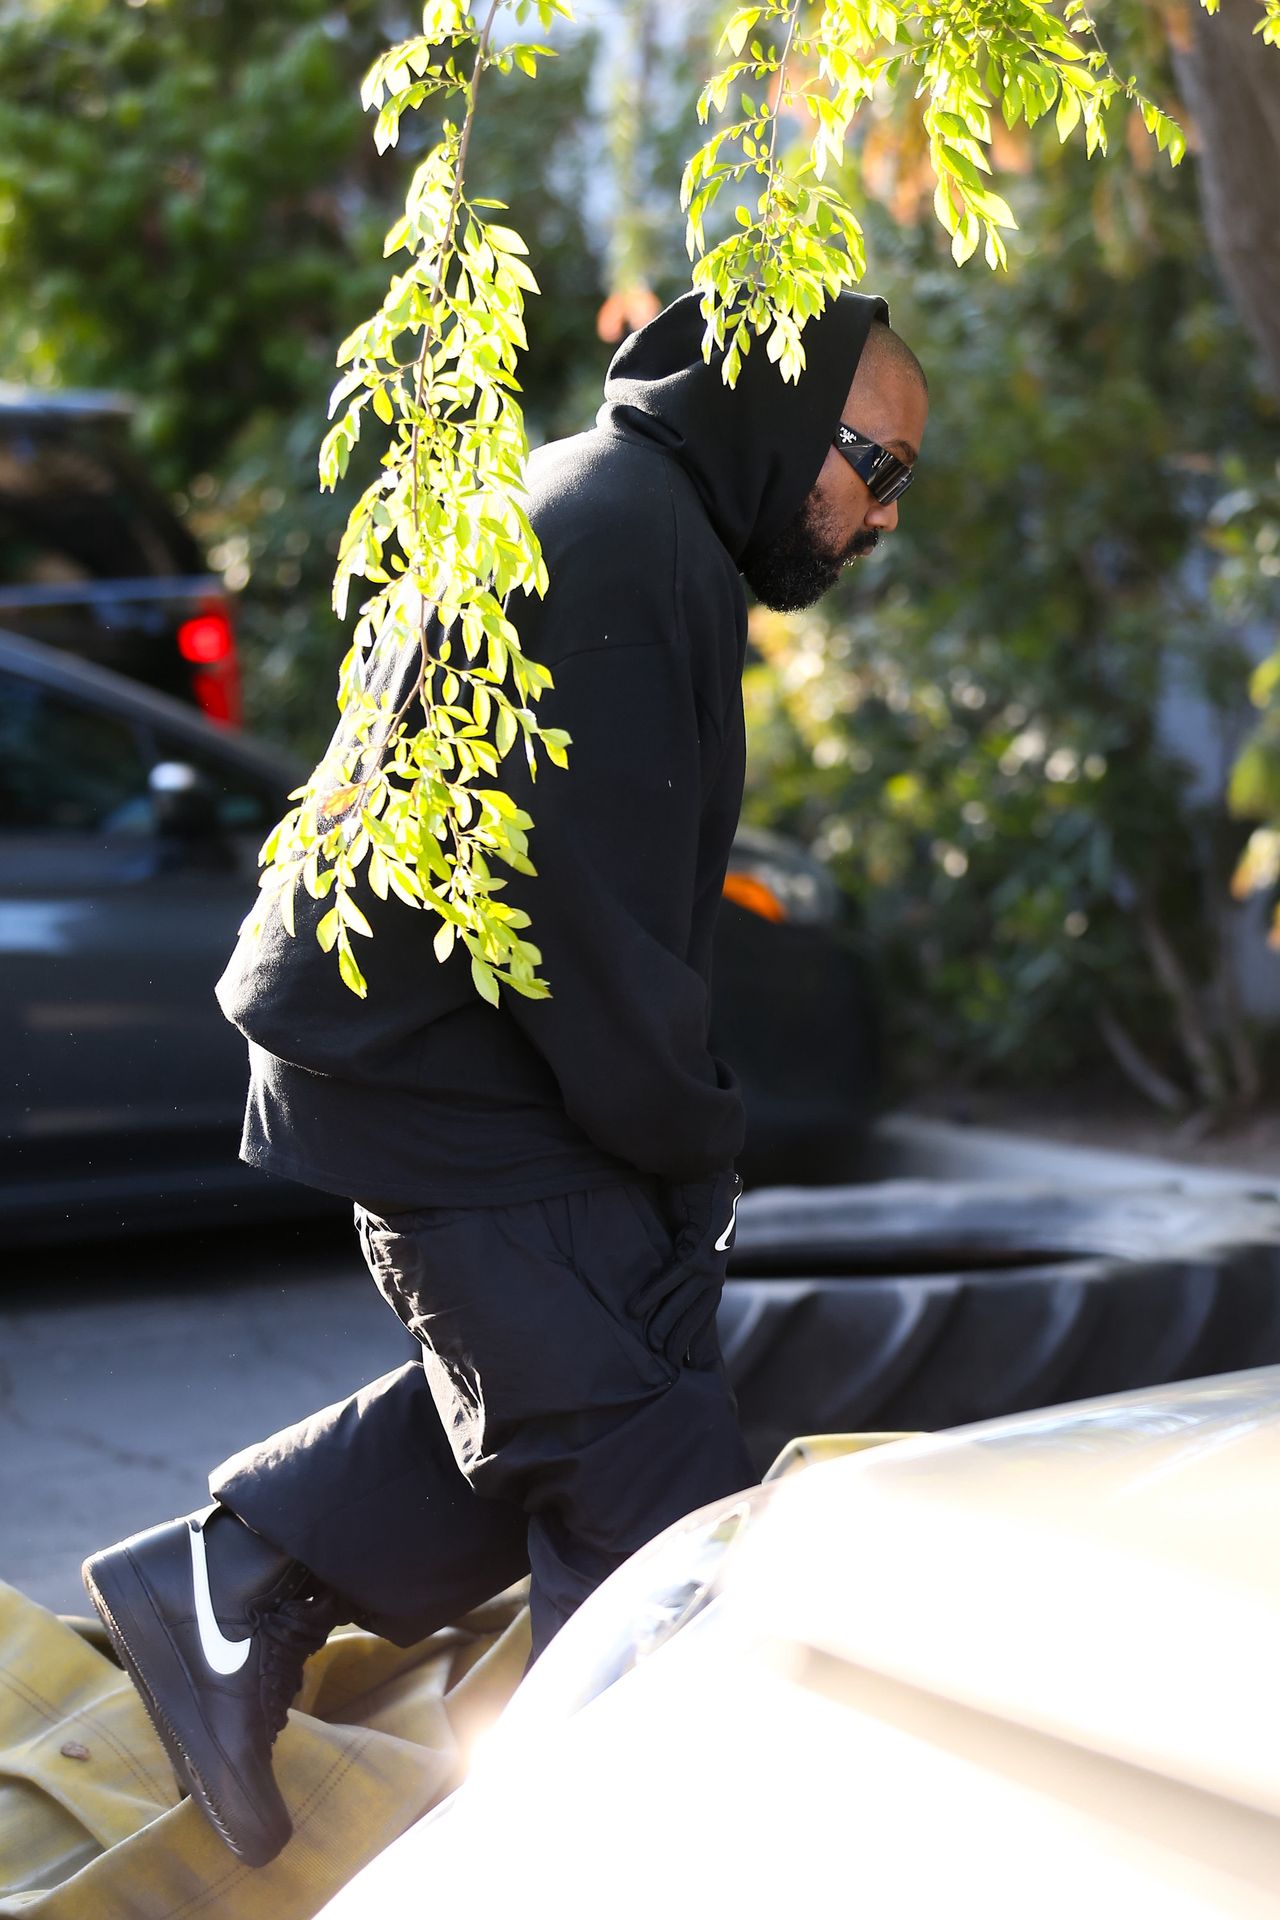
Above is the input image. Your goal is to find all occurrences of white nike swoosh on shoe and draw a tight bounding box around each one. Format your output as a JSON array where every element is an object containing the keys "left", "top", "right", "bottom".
[
  {"left": 189, "top": 1520, "right": 252, "bottom": 1676},
  {"left": 714, "top": 1188, "right": 740, "bottom": 1253}
]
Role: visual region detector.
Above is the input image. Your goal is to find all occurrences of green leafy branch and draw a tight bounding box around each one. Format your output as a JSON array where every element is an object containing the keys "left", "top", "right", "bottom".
[
  {"left": 1202, "top": 0, "right": 1280, "bottom": 49},
  {"left": 247, "top": 0, "right": 1278, "bottom": 1003},
  {"left": 247, "top": 0, "right": 572, "bottom": 1003},
  {"left": 681, "top": 0, "right": 1236, "bottom": 383}
]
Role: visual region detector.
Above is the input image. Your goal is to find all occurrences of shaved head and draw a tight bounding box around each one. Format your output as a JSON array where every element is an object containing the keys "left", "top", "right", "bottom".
[{"left": 859, "top": 320, "right": 928, "bottom": 400}]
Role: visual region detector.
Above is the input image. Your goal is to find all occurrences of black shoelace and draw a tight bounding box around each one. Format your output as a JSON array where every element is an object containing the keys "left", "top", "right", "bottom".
[{"left": 251, "top": 1592, "right": 337, "bottom": 1740}]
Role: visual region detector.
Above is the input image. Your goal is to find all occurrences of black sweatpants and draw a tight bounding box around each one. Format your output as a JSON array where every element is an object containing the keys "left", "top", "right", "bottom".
[{"left": 210, "top": 1177, "right": 756, "bottom": 1658}]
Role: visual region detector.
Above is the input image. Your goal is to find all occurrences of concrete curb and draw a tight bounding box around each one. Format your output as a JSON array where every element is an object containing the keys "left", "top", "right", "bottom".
[{"left": 852, "top": 1114, "right": 1280, "bottom": 1199}]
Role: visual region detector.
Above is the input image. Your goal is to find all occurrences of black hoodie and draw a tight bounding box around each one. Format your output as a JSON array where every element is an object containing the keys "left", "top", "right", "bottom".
[{"left": 216, "top": 289, "right": 888, "bottom": 1208}]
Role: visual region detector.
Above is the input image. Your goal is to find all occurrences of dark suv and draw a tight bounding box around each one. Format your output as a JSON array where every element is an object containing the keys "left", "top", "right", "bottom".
[
  {"left": 0, "top": 629, "right": 881, "bottom": 1242},
  {"left": 0, "top": 385, "right": 242, "bottom": 724}
]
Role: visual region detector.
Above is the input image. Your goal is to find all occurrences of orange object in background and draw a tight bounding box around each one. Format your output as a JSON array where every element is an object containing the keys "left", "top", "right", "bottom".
[
  {"left": 596, "top": 285, "right": 662, "bottom": 344},
  {"left": 722, "top": 870, "right": 788, "bottom": 922}
]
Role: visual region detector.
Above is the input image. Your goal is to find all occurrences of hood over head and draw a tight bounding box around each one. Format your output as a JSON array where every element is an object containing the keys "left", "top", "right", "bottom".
[{"left": 598, "top": 289, "right": 890, "bottom": 562}]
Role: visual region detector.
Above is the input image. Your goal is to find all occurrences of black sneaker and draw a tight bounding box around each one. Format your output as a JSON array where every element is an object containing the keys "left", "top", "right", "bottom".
[{"left": 82, "top": 1505, "right": 344, "bottom": 1867}]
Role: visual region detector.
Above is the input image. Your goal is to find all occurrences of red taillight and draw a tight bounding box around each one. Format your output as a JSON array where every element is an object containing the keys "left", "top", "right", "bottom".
[
  {"left": 178, "top": 610, "right": 234, "bottom": 663},
  {"left": 180, "top": 601, "right": 242, "bottom": 726},
  {"left": 193, "top": 668, "right": 239, "bottom": 725}
]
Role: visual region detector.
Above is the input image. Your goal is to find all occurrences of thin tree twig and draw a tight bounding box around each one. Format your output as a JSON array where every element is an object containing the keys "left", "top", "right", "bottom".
[
  {"left": 1136, "top": 901, "right": 1229, "bottom": 1108},
  {"left": 760, "top": 0, "right": 804, "bottom": 251},
  {"left": 1095, "top": 1004, "right": 1190, "bottom": 1113}
]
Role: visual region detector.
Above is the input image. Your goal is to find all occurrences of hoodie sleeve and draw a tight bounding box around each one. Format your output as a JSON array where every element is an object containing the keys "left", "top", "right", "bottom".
[{"left": 493, "top": 625, "right": 745, "bottom": 1183}]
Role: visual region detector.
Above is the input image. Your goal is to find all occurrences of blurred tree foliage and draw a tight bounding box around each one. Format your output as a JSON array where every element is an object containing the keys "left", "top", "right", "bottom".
[
  {"left": 1166, "top": 0, "right": 1280, "bottom": 980},
  {"left": 740, "top": 17, "right": 1278, "bottom": 1104},
  {"left": 0, "top": 0, "right": 605, "bottom": 749},
  {"left": 1218, "top": 461, "right": 1280, "bottom": 922}
]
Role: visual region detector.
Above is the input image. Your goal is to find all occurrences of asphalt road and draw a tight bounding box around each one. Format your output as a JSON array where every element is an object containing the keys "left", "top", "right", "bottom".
[{"left": 0, "top": 1221, "right": 414, "bottom": 1616}]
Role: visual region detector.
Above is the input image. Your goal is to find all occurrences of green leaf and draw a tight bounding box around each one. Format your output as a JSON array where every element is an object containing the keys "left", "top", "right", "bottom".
[
  {"left": 969, "top": 186, "right": 1017, "bottom": 229},
  {"left": 419, "top": 832, "right": 452, "bottom": 881},
  {"left": 338, "top": 893, "right": 374, "bottom": 938},
  {"left": 279, "top": 877, "right": 297, "bottom": 940},
  {"left": 722, "top": 7, "right": 762, "bottom": 59},
  {"left": 1229, "top": 739, "right": 1280, "bottom": 819},
  {"left": 471, "top": 952, "right": 500, "bottom": 1005},
  {"left": 338, "top": 942, "right": 368, "bottom": 999},
  {"left": 316, "top": 907, "right": 341, "bottom": 953},
  {"left": 952, "top": 221, "right": 980, "bottom": 266},
  {"left": 386, "top": 864, "right": 423, "bottom": 908},
  {"left": 1249, "top": 653, "right": 1280, "bottom": 708}
]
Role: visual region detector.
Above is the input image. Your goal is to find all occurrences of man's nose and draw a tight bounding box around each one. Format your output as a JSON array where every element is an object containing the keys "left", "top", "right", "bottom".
[{"left": 866, "top": 497, "right": 899, "bottom": 534}]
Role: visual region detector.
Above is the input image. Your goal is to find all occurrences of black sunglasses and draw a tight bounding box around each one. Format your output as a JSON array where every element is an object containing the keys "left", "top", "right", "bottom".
[{"left": 832, "top": 423, "right": 914, "bottom": 504}]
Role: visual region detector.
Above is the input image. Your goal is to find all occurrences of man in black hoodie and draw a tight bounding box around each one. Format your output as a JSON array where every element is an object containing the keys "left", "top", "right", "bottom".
[{"left": 82, "top": 289, "right": 927, "bottom": 1866}]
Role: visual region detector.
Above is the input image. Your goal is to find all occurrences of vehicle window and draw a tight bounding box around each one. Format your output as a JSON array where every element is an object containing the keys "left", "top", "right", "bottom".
[
  {"left": 145, "top": 731, "right": 283, "bottom": 836},
  {"left": 0, "top": 425, "right": 197, "bottom": 583},
  {"left": 0, "top": 673, "right": 154, "bottom": 833}
]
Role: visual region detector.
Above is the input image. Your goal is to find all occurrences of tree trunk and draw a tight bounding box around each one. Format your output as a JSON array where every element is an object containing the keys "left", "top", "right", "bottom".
[{"left": 1170, "top": 0, "right": 1280, "bottom": 398}]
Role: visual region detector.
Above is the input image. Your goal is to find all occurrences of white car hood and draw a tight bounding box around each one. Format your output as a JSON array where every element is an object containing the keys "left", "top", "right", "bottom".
[{"left": 740, "top": 1365, "right": 1280, "bottom": 1815}]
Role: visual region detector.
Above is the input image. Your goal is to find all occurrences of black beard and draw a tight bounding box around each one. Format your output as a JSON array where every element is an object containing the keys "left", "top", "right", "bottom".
[{"left": 741, "top": 497, "right": 879, "bottom": 611}]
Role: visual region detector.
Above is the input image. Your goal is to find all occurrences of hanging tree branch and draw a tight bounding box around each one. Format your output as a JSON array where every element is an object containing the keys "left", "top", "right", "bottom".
[
  {"left": 680, "top": 0, "right": 1217, "bottom": 385},
  {"left": 244, "top": 0, "right": 1278, "bottom": 1001},
  {"left": 247, "top": 0, "right": 572, "bottom": 1006}
]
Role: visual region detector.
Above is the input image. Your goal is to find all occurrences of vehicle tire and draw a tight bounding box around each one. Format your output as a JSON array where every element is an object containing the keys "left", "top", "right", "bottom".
[{"left": 718, "top": 1182, "right": 1280, "bottom": 1472}]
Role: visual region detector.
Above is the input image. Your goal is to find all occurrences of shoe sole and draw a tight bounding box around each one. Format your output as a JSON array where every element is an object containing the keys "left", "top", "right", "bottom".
[{"left": 82, "top": 1545, "right": 288, "bottom": 1869}]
